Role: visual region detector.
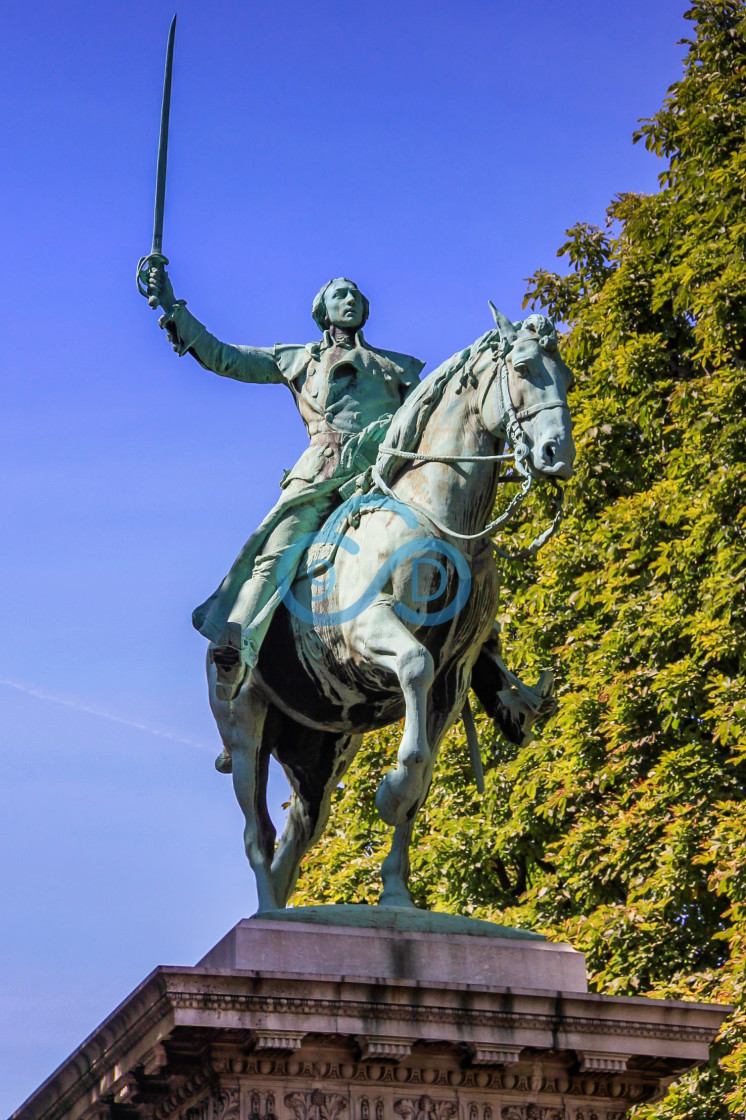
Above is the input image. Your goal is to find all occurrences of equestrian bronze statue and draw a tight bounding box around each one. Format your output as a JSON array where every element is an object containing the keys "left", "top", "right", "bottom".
[{"left": 138, "top": 19, "right": 575, "bottom": 912}]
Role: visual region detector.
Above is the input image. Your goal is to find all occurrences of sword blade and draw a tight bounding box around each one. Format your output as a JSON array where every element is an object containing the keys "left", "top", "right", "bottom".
[{"left": 151, "top": 14, "right": 177, "bottom": 257}]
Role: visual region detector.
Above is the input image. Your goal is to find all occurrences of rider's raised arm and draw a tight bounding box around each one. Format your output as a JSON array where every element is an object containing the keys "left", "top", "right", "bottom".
[
  {"left": 159, "top": 303, "right": 283, "bottom": 385},
  {"left": 147, "top": 266, "right": 283, "bottom": 384}
]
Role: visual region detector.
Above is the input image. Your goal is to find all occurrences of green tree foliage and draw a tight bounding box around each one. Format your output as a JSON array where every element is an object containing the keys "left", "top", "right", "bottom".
[{"left": 294, "top": 4, "right": 746, "bottom": 1114}]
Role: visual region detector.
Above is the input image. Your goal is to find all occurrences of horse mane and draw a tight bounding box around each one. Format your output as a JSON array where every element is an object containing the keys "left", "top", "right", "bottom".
[{"left": 376, "top": 328, "right": 500, "bottom": 487}]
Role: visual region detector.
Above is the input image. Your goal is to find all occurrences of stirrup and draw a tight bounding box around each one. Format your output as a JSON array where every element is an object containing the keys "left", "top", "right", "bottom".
[{"left": 214, "top": 748, "right": 233, "bottom": 774}]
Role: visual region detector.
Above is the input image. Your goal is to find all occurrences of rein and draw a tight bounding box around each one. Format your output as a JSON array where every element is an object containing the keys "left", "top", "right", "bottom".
[
  {"left": 373, "top": 348, "right": 565, "bottom": 559},
  {"left": 376, "top": 447, "right": 513, "bottom": 464}
]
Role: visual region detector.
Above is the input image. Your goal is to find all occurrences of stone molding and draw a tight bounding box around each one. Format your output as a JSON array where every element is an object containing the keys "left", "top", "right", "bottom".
[
  {"left": 577, "top": 1054, "right": 630, "bottom": 1073},
  {"left": 163, "top": 981, "right": 719, "bottom": 1045},
  {"left": 284, "top": 1090, "right": 347, "bottom": 1120},
  {"left": 394, "top": 1095, "right": 458, "bottom": 1120},
  {"left": 214, "top": 1089, "right": 240, "bottom": 1120},
  {"left": 152, "top": 1055, "right": 649, "bottom": 1098},
  {"left": 53, "top": 1046, "right": 699, "bottom": 1120}
]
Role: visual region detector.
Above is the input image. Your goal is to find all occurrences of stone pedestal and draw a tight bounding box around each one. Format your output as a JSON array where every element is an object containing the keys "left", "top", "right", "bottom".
[{"left": 11, "top": 911, "right": 727, "bottom": 1120}]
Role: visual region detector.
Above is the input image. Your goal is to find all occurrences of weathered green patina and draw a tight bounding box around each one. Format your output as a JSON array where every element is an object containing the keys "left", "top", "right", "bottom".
[{"left": 143, "top": 276, "right": 574, "bottom": 910}]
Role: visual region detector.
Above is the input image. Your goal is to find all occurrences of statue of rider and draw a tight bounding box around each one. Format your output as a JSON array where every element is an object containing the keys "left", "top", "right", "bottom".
[
  {"left": 146, "top": 268, "right": 424, "bottom": 768},
  {"left": 146, "top": 267, "right": 556, "bottom": 774}
]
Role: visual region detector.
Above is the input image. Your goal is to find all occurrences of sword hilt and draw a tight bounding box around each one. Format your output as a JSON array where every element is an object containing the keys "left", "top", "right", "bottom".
[{"left": 137, "top": 252, "right": 169, "bottom": 308}]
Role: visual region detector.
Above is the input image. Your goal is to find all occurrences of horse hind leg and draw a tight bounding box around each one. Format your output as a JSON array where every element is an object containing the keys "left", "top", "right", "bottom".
[
  {"left": 208, "top": 659, "right": 278, "bottom": 911},
  {"left": 270, "top": 722, "right": 362, "bottom": 908},
  {"left": 349, "top": 603, "right": 434, "bottom": 828}
]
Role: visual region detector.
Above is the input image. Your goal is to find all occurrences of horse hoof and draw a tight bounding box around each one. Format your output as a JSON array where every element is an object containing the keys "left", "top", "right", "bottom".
[
  {"left": 375, "top": 778, "right": 405, "bottom": 827},
  {"left": 375, "top": 770, "right": 420, "bottom": 828},
  {"left": 379, "top": 888, "right": 417, "bottom": 908}
]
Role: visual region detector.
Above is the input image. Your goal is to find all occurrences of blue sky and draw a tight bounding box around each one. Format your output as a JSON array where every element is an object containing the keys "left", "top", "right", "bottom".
[{"left": 1, "top": 0, "right": 688, "bottom": 1112}]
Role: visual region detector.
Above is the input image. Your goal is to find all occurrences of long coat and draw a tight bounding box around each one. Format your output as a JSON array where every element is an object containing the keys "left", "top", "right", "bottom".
[{"left": 159, "top": 304, "right": 424, "bottom": 641}]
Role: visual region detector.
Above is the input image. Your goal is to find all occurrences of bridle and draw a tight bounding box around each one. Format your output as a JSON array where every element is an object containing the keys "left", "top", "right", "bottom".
[{"left": 372, "top": 340, "right": 566, "bottom": 559}]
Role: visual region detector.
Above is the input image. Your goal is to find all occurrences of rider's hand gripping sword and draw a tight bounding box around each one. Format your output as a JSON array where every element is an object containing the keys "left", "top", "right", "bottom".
[{"left": 137, "top": 15, "right": 177, "bottom": 308}]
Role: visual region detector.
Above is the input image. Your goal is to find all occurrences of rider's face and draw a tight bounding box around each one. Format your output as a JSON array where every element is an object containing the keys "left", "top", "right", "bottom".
[{"left": 325, "top": 281, "right": 363, "bottom": 330}]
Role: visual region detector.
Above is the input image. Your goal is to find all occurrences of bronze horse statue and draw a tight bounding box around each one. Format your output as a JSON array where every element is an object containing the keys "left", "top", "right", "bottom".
[{"left": 208, "top": 307, "right": 575, "bottom": 912}]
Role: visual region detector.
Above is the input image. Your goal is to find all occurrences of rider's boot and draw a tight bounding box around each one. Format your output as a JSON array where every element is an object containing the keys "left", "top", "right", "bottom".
[
  {"left": 210, "top": 623, "right": 260, "bottom": 771},
  {"left": 209, "top": 618, "right": 258, "bottom": 703},
  {"left": 209, "top": 538, "right": 308, "bottom": 773}
]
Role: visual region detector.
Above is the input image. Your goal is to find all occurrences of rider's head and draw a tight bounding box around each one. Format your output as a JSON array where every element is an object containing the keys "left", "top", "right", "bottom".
[{"left": 312, "top": 278, "right": 369, "bottom": 333}]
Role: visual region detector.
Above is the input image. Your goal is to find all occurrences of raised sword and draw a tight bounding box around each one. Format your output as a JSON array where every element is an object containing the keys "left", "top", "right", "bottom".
[{"left": 137, "top": 14, "right": 177, "bottom": 307}]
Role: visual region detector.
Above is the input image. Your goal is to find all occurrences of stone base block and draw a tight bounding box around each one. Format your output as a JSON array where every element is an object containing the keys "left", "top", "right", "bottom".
[{"left": 199, "top": 909, "right": 588, "bottom": 993}]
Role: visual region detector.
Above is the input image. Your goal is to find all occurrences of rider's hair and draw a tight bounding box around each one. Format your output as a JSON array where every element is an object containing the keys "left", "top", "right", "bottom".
[{"left": 312, "top": 278, "right": 370, "bottom": 332}]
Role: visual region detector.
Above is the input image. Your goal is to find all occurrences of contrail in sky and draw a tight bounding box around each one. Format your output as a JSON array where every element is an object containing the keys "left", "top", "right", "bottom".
[{"left": 0, "top": 677, "right": 213, "bottom": 752}]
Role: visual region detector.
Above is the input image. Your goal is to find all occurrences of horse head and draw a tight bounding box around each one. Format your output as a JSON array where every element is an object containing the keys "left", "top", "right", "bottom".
[{"left": 484, "top": 304, "right": 575, "bottom": 480}]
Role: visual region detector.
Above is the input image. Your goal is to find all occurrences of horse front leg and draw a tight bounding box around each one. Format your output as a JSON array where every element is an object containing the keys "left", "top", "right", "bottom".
[
  {"left": 351, "top": 604, "right": 434, "bottom": 828},
  {"left": 208, "top": 661, "right": 278, "bottom": 911},
  {"left": 379, "top": 672, "right": 468, "bottom": 907},
  {"left": 471, "top": 622, "right": 556, "bottom": 746},
  {"left": 380, "top": 819, "right": 416, "bottom": 907}
]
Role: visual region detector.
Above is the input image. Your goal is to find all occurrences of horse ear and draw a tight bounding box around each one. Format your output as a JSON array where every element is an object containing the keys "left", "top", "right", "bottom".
[{"left": 488, "top": 301, "right": 518, "bottom": 342}]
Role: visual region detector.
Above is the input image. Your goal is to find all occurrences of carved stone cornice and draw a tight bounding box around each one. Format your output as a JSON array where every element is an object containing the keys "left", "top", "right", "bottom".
[
  {"left": 12, "top": 976, "right": 174, "bottom": 1120},
  {"left": 141, "top": 1044, "right": 169, "bottom": 1077},
  {"left": 111, "top": 1074, "right": 140, "bottom": 1106},
  {"left": 284, "top": 1090, "right": 347, "bottom": 1120},
  {"left": 162, "top": 983, "right": 720, "bottom": 1045},
  {"left": 79, "top": 1106, "right": 112, "bottom": 1120},
  {"left": 501, "top": 1109, "right": 565, "bottom": 1120},
  {"left": 393, "top": 1096, "right": 458, "bottom": 1120},
  {"left": 152, "top": 1068, "right": 214, "bottom": 1120}
]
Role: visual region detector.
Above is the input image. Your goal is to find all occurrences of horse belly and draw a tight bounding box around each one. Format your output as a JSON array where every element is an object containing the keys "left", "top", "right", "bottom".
[{"left": 259, "top": 604, "right": 405, "bottom": 733}]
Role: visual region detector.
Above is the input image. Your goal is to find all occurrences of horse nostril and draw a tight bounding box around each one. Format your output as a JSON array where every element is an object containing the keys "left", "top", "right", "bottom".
[{"left": 542, "top": 440, "right": 556, "bottom": 464}]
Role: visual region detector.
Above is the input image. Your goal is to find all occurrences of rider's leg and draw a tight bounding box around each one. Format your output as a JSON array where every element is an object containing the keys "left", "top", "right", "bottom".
[
  {"left": 211, "top": 530, "right": 299, "bottom": 704},
  {"left": 211, "top": 503, "right": 319, "bottom": 702},
  {"left": 214, "top": 551, "right": 286, "bottom": 684},
  {"left": 212, "top": 496, "right": 335, "bottom": 764}
]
